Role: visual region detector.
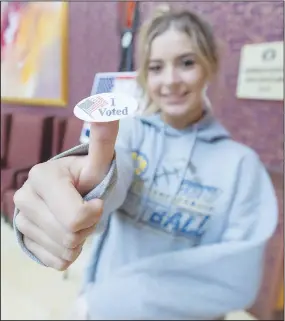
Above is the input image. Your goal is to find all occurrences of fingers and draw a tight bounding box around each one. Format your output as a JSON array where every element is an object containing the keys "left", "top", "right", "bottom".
[
  {"left": 15, "top": 213, "right": 82, "bottom": 262},
  {"left": 23, "top": 237, "right": 71, "bottom": 271},
  {"left": 12, "top": 132, "right": 112, "bottom": 272},
  {"left": 65, "top": 198, "right": 103, "bottom": 232},
  {"left": 14, "top": 183, "right": 101, "bottom": 243},
  {"left": 27, "top": 163, "right": 85, "bottom": 228},
  {"left": 41, "top": 179, "right": 102, "bottom": 232},
  {"left": 23, "top": 165, "right": 103, "bottom": 232},
  {"left": 15, "top": 183, "right": 72, "bottom": 247}
]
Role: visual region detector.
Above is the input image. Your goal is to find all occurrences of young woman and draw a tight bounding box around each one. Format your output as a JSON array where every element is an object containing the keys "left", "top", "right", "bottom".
[{"left": 14, "top": 6, "right": 277, "bottom": 320}]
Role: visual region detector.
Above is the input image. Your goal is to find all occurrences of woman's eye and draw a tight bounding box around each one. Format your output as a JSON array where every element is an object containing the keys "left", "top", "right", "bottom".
[
  {"left": 148, "top": 65, "right": 161, "bottom": 72},
  {"left": 182, "top": 59, "right": 195, "bottom": 67}
]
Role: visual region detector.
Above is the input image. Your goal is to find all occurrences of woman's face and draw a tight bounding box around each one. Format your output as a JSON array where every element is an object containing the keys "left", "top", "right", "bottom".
[{"left": 146, "top": 28, "right": 208, "bottom": 122}]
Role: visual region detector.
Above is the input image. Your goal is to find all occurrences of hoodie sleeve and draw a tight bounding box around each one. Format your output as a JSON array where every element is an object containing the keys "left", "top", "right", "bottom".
[
  {"left": 13, "top": 118, "right": 137, "bottom": 265},
  {"left": 84, "top": 151, "right": 278, "bottom": 320}
]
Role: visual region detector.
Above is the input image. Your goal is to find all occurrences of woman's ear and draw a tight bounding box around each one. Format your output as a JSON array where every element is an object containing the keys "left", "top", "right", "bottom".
[{"left": 202, "top": 83, "right": 212, "bottom": 110}]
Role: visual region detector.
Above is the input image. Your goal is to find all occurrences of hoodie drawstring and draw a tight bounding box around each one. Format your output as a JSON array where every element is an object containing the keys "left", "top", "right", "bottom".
[
  {"left": 136, "top": 124, "right": 199, "bottom": 221},
  {"left": 135, "top": 125, "right": 166, "bottom": 222},
  {"left": 167, "top": 125, "right": 198, "bottom": 213}
]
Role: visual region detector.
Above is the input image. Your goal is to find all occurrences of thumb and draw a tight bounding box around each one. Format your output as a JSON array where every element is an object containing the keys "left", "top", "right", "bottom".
[{"left": 78, "top": 120, "right": 119, "bottom": 193}]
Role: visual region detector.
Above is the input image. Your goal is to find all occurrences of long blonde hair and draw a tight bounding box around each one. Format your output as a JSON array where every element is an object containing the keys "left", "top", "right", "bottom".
[{"left": 136, "top": 5, "right": 219, "bottom": 114}]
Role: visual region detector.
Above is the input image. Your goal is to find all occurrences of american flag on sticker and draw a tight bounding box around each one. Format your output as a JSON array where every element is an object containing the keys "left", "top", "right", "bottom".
[{"left": 77, "top": 96, "right": 109, "bottom": 117}]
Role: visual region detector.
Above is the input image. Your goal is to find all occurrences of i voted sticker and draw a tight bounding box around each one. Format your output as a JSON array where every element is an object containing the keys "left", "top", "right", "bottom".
[{"left": 73, "top": 92, "right": 138, "bottom": 122}]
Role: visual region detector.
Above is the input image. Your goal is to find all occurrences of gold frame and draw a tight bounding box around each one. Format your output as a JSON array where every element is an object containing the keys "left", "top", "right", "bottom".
[{"left": 1, "top": 2, "right": 68, "bottom": 107}]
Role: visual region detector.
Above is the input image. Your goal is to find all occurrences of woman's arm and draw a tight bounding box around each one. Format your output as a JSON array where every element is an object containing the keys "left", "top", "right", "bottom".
[{"left": 13, "top": 118, "right": 137, "bottom": 266}]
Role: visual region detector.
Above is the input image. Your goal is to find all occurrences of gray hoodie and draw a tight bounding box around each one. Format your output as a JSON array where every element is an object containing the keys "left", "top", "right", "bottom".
[{"left": 14, "top": 110, "right": 278, "bottom": 320}]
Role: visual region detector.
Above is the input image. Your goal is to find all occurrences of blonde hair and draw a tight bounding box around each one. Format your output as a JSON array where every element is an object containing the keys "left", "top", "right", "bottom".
[{"left": 136, "top": 5, "right": 219, "bottom": 114}]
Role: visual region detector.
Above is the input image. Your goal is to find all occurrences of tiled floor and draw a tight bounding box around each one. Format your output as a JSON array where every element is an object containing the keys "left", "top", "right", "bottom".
[{"left": 1, "top": 219, "right": 257, "bottom": 320}]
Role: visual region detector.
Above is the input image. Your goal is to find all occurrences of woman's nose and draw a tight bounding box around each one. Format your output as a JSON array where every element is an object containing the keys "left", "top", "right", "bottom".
[{"left": 162, "top": 66, "right": 181, "bottom": 87}]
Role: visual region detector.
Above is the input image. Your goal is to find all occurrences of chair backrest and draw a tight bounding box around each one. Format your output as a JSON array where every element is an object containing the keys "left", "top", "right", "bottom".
[
  {"left": 6, "top": 113, "right": 53, "bottom": 168},
  {"left": 61, "top": 117, "right": 83, "bottom": 152},
  {"left": 51, "top": 117, "right": 66, "bottom": 157},
  {"left": 1, "top": 113, "right": 12, "bottom": 165}
]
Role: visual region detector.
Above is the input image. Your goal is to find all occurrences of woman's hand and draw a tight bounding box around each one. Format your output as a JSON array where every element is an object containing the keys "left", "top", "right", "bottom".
[{"left": 14, "top": 121, "right": 119, "bottom": 270}]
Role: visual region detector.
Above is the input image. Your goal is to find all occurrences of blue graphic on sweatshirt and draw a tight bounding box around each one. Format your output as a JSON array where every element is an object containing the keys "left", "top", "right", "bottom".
[
  {"left": 180, "top": 180, "right": 223, "bottom": 204},
  {"left": 124, "top": 180, "right": 222, "bottom": 240},
  {"left": 147, "top": 209, "right": 210, "bottom": 237},
  {"left": 153, "top": 167, "right": 181, "bottom": 186},
  {"left": 123, "top": 149, "right": 224, "bottom": 240}
]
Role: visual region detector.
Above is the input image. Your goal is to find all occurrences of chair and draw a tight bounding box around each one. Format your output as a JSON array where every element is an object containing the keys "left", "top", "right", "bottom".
[
  {"left": 51, "top": 116, "right": 67, "bottom": 157},
  {"left": 1, "top": 113, "right": 12, "bottom": 167},
  {"left": 1, "top": 116, "right": 83, "bottom": 223},
  {"left": 61, "top": 117, "right": 84, "bottom": 152},
  {"left": 1, "top": 113, "right": 53, "bottom": 222},
  {"left": 14, "top": 116, "right": 68, "bottom": 189},
  {"left": 2, "top": 116, "right": 83, "bottom": 282}
]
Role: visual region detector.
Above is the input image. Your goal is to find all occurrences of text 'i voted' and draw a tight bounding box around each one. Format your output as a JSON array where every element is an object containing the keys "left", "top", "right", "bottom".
[{"left": 73, "top": 92, "right": 138, "bottom": 122}]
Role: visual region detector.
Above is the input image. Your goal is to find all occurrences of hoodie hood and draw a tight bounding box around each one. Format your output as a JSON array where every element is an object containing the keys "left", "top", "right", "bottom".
[{"left": 139, "top": 109, "right": 230, "bottom": 142}]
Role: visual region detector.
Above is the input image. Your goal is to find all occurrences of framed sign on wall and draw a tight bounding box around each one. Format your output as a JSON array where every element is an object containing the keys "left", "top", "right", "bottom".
[
  {"left": 1, "top": 1, "right": 68, "bottom": 107},
  {"left": 236, "top": 41, "right": 283, "bottom": 101}
]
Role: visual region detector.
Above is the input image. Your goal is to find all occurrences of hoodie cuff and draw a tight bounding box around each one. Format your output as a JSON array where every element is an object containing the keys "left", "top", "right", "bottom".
[{"left": 13, "top": 144, "right": 117, "bottom": 267}]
